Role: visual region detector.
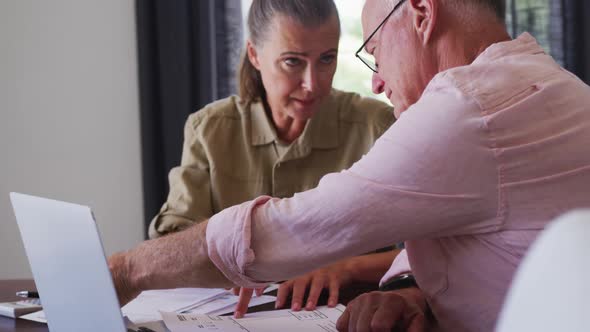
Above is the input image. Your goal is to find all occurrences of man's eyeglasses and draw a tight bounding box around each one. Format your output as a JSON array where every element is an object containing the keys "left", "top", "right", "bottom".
[{"left": 355, "top": 0, "right": 407, "bottom": 73}]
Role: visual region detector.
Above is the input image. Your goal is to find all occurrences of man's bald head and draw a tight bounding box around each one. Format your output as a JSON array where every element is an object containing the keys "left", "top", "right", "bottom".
[{"left": 359, "top": 0, "right": 510, "bottom": 115}]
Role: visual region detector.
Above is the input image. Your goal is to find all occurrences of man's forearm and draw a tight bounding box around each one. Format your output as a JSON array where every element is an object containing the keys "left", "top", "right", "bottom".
[{"left": 125, "top": 220, "right": 233, "bottom": 292}]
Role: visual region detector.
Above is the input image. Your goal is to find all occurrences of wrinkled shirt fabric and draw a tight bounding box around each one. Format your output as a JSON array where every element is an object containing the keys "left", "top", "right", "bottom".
[{"left": 207, "top": 33, "right": 590, "bottom": 331}]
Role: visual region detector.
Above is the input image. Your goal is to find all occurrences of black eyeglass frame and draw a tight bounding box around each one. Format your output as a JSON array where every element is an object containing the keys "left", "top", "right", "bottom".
[{"left": 355, "top": 0, "right": 408, "bottom": 73}]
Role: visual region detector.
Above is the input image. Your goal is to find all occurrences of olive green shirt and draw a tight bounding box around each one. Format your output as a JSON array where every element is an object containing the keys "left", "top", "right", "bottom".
[{"left": 149, "top": 89, "right": 394, "bottom": 238}]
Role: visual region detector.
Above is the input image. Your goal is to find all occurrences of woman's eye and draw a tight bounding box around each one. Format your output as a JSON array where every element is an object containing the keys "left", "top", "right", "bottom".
[
  {"left": 284, "top": 58, "right": 302, "bottom": 66},
  {"left": 320, "top": 54, "right": 336, "bottom": 64}
]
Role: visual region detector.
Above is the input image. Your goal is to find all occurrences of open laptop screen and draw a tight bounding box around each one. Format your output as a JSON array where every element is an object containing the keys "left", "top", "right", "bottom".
[{"left": 10, "top": 193, "right": 127, "bottom": 332}]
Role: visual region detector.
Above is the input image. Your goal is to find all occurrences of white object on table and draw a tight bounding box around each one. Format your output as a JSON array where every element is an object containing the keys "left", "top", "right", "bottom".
[
  {"left": 161, "top": 304, "right": 346, "bottom": 332},
  {"left": 496, "top": 210, "right": 590, "bottom": 332}
]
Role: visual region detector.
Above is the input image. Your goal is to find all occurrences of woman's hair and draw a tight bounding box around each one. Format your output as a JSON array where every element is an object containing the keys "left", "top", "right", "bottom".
[{"left": 238, "top": 0, "right": 340, "bottom": 105}]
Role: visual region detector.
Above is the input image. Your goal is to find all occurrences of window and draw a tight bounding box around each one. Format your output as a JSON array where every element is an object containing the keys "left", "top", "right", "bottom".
[
  {"left": 333, "top": 1, "right": 388, "bottom": 102},
  {"left": 506, "top": 0, "right": 562, "bottom": 64}
]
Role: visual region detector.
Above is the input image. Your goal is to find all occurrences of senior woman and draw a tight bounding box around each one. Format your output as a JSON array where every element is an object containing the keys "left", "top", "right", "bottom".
[
  {"left": 149, "top": 0, "right": 393, "bottom": 237},
  {"left": 147, "top": 0, "right": 396, "bottom": 315}
]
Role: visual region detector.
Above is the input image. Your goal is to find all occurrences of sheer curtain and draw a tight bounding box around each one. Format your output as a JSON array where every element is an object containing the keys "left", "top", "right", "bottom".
[{"left": 135, "top": 0, "right": 244, "bottom": 234}]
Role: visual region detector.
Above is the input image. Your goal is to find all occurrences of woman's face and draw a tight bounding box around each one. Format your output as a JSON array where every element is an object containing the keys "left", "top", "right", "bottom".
[{"left": 247, "top": 14, "right": 340, "bottom": 122}]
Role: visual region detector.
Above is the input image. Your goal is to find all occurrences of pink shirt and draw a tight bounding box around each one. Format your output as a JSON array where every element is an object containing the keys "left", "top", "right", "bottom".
[{"left": 206, "top": 33, "right": 590, "bottom": 331}]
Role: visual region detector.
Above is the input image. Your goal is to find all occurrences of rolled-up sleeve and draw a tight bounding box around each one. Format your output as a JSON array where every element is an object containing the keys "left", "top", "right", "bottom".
[
  {"left": 206, "top": 76, "right": 503, "bottom": 286},
  {"left": 206, "top": 196, "right": 274, "bottom": 287}
]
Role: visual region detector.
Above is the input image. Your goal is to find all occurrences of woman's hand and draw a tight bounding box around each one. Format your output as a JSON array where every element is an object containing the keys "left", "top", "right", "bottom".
[
  {"left": 275, "top": 261, "right": 353, "bottom": 311},
  {"left": 233, "top": 260, "right": 353, "bottom": 318}
]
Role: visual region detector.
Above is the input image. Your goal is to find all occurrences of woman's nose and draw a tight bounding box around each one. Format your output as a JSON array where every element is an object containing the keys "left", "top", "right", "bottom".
[
  {"left": 372, "top": 72, "right": 385, "bottom": 94},
  {"left": 301, "top": 67, "right": 319, "bottom": 93}
]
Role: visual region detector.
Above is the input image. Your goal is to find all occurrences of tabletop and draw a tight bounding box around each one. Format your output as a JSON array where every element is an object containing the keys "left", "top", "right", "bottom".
[
  {"left": 0, "top": 280, "right": 46, "bottom": 332},
  {"left": 0, "top": 279, "right": 377, "bottom": 331}
]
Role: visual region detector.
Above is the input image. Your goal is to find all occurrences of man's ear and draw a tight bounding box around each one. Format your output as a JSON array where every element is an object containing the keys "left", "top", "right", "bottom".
[
  {"left": 246, "top": 40, "right": 262, "bottom": 70},
  {"left": 408, "top": 0, "right": 438, "bottom": 45}
]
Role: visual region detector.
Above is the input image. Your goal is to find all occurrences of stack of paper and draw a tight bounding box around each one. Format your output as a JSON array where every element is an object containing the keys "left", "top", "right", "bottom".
[
  {"left": 122, "top": 288, "right": 227, "bottom": 323},
  {"left": 123, "top": 286, "right": 278, "bottom": 324},
  {"left": 160, "top": 304, "right": 346, "bottom": 332},
  {"left": 181, "top": 292, "right": 277, "bottom": 316}
]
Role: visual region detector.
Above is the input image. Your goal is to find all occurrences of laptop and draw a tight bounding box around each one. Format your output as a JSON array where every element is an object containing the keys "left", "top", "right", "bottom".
[{"left": 10, "top": 192, "right": 150, "bottom": 332}]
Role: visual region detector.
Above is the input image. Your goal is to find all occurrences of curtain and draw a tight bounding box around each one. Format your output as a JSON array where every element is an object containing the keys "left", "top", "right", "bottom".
[
  {"left": 506, "top": 0, "right": 590, "bottom": 82},
  {"left": 135, "top": 0, "right": 243, "bottom": 234}
]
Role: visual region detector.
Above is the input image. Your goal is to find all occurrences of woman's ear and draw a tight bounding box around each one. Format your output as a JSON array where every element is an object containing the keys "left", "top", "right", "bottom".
[
  {"left": 246, "top": 40, "right": 262, "bottom": 70},
  {"left": 408, "top": 0, "right": 438, "bottom": 45}
]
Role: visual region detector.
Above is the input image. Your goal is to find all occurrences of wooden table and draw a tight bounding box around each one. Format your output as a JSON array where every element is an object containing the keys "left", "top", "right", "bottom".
[
  {"left": 0, "top": 280, "right": 46, "bottom": 332},
  {"left": 0, "top": 279, "right": 378, "bottom": 332}
]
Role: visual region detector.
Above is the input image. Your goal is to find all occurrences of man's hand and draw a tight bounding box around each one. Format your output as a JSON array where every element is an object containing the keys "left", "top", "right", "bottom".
[
  {"left": 231, "top": 286, "right": 266, "bottom": 318},
  {"left": 232, "top": 260, "right": 353, "bottom": 318},
  {"left": 108, "top": 251, "right": 141, "bottom": 307},
  {"left": 336, "top": 288, "right": 429, "bottom": 332}
]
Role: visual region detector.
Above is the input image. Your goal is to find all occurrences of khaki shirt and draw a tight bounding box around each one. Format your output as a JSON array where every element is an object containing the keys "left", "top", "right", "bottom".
[{"left": 149, "top": 89, "right": 394, "bottom": 238}]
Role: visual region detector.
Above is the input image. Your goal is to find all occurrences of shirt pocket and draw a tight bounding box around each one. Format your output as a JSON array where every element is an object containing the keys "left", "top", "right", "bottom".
[
  {"left": 210, "top": 167, "right": 269, "bottom": 211},
  {"left": 406, "top": 239, "right": 449, "bottom": 297}
]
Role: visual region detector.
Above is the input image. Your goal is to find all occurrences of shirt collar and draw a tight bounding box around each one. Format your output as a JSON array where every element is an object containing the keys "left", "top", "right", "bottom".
[
  {"left": 473, "top": 32, "right": 545, "bottom": 65},
  {"left": 250, "top": 100, "right": 278, "bottom": 146},
  {"left": 249, "top": 94, "right": 340, "bottom": 149}
]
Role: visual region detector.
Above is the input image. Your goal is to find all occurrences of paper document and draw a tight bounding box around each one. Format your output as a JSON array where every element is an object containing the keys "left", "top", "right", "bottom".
[
  {"left": 20, "top": 310, "right": 46, "bottom": 323},
  {"left": 185, "top": 293, "right": 276, "bottom": 316},
  {"left": 123, "top": 286, "right": 277, "bottom": 324},
  {"left": 161, "top": 304, "right": 346, "bottom": 332},
  {"left": 125, "top": 317, "right": 171, "bottom": 332},
  {"left": 21, "top": 285, "right": 280, "bottom": 327},
  {"left": 122, "top": 288, "right": 228, "bottom": 323}
]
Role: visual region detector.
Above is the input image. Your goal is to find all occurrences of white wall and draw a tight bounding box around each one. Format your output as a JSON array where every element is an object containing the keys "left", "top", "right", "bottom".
[{"left": 0, "top": 0, "right": 144, "bottom": 279}]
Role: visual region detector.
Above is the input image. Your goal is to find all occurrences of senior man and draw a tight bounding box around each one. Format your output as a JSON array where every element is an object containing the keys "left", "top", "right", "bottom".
[{"left": 109, "top": 0, "right": 590, "bottom": 331}]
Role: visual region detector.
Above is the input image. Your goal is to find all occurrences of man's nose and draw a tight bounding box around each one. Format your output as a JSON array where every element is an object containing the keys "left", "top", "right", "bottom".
[{"left": 372, "top": 72, "right": 385, "bottom": 94}]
